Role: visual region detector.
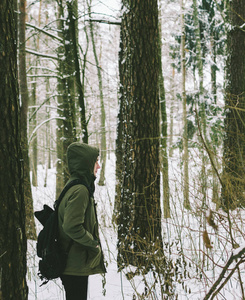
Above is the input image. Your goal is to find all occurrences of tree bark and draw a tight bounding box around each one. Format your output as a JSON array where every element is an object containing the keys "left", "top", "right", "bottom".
[
  {"left": 113, "top": 32, "right": 124, "bottom": 223},
  {"left": 193, "top": 0, "right": 208, "bottom": 216},
  {"left": 158, "top": 21, "right": 170, "bottom": 219},
  {"left": 67, "top": 0, "right": 89, "bottom": 143},
  {"left": 117, "top": 0, "right": 163, "bottom": 270},
  {"left": 181, "top": 0, "right": 190, "bottom": 209},
  {"left": 169, "top": 66, "right": 175, "bottom": 158},
  {"left": 222, "top": 0, "right": 245, "bottom": 209},
  {"left": 56, "top": 0, "right": 78, "bottom": 197},
  {"left": 30, "top": 0, "right": 42, "bottom": 187},
  {"left": 19, "top": 0, "right": 36, "bottom": 240},
  {"left": 87, "top": 0, "right": 107, "bottom": 185},
  {"left": 0, "top": 0, "right": 28, "bottom": 297}
]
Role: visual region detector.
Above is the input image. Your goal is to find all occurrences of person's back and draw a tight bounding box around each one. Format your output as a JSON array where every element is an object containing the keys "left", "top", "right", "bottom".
[{"left": 58, "top": 142, "right": 106, "bottom": 300}]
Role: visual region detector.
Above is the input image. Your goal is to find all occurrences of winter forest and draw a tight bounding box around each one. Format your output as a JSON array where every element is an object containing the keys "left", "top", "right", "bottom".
[{"left": 1, "top": 0, "right": 245, "bottom": 299}]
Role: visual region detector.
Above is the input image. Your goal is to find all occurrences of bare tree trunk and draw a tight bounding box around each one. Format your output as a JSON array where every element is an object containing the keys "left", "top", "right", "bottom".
[
  {"left": 67, "top": 0, "right": 89, "bottom": 143},
  {"left": 56, "top": 0, "right": 78, "bottom": 196},
  {"left": 44, "top": 78, "right": 50, "bottom": 188},
  {"left": 30, "top": 0, "right": 42, "bottom": 187},
  {"left": 210, "top": 19, "right": 220, "bottom": 206},
  {"left": 222, "top": 0, "right": 245, "bottom": 209},
  {"left": 158, "top": 19, "right": 170, "bottom": 219},
  {"left": 193, "top": 0, "right": 208, "bottom": 217},
  {"left": 0, "top": 0, "right": 28, "bottom": 297},
  {"left": 169, "top": 66, "right": 175, "bottom": 158},
  {"left": 19, "top": 0, "right": 36, "bottom": 240},
  {"left": 181, "top": 0, "right": 190, "bottom": 209},
  {"left": 117, "top": 0, "right": 163, "bottom": 270},
  {"left": 87, "top": 0, "right": 107, "bottom": 185},
  {"left": 113, "top": 32, "right": 124, "bottom": 222},
  {"left": 30, "top": 76, "right": 38, "bottom": 187}
]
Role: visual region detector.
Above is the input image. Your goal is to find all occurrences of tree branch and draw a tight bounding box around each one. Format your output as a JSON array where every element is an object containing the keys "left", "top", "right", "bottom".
[
  {"left": 203, "top": 245, "right": 245, "bottom": 300},
  {"left": 26, "top": 22, "right": 63, "bottom": 41},
  {"left": 211, "top": 259, "right": 245, "bottom": 300},
  {"left": 85, "top": 18, "right": 121, "bottom": 25},
  {"left": 28, "top": 117, "right": 65, "bottom": 144},
  {"left": 26, "top": 48, "right": 59, "bottom": 60},
  {"left": 27, "top": 74, "right": 62, "bottom": 79},
  {"left": 28, "top": 94, "right": 59, "bottom": 122}
]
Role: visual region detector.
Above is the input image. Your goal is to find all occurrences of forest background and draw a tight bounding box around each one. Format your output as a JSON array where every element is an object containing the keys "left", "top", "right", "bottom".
[{"left": 1, "top": 0, "right": 245, "bottom": 299}]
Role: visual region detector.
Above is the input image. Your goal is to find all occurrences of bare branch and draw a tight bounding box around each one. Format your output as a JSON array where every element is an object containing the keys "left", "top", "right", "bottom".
[
  {"left": 26, "top": 48, "right": 59, "bottom": 60},
  {"left": 28, "top": 117, "right": 65, "bottom": 144},
  {"left": 26, "top": 22, "right": 63, "bottom": 41},
  {"left": 29, "top": 94, "right": 60, "bottom": 122},
  {"left": 27, "top": 74, "right": 62, "bottom": 79},
  {"left": 85, "top": 18, "right": 121, "bottom": 25}
]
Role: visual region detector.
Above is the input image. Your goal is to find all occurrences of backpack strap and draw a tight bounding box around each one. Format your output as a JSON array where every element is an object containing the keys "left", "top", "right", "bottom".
[
  {"left": 54, "top": 179, "right": 92, "bottom": 255},
  {"left": 54, "top": 179, "right": 92, "bottom": 210}
]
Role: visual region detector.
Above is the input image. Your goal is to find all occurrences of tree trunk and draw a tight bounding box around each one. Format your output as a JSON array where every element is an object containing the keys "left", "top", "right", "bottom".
[
  {"left": 158, "top": 21, "right": 170, "bottom": 219},
  {"left": 117, "top": 0, "right": 163, "bottom": 270},
  {"left": 181, "top": 0, "right": 190, "bottom": 209},
  {"left": 67, "top": 0, "right": 89, "bottom": 143},
  {"left": 113, "top": 32, "right": 124, "bottom": 223},
  {"left": 0, "top": 0, "right": 28, "bottom": 297},
  {"left": 169, "top": 66, "right": 175, "bottom": 158},
  {"left": 44, "top": 78, "right": 50, "bottom": 187},
  {"left": 30, "top": 75, "right": 38, "bottom": 187},
  {"left": 210, "top": 20, "right": 220, "bottom": 206},
  {"left": 222, "top": 0, "right": 245, "bottom": 209},
  {"left": 193, "top": 0, "right": 207, "bottom": 213},
  {"left": 30, "top": 0, "right": 43, "bottom": 187},
  {"left": 87, "top": 0, "right": 107, "bottom": 185},
  {"left": 56, "top": 0, "right": 78, "bottom": 197},
  {"left": 19, "top": 0, "right": 36, "bottom": 240}
]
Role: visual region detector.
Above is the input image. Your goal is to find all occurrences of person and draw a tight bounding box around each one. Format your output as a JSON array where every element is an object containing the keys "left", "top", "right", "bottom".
[{"left": 58, "top": 142, "right": 106, "bottom": 300}]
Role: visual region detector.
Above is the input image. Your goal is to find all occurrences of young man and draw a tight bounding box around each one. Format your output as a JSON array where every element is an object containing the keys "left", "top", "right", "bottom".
[{"left": 58, "top": 142, "right": 106, "bottom": 300}]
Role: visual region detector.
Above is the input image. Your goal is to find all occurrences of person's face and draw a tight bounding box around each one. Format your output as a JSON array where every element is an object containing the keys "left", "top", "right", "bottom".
[{"left": 94, "top": 158, "right": 100, "bottom": 176}]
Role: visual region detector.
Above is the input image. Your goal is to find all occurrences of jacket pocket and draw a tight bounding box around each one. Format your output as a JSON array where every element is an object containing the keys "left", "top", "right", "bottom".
[{"left": 87, "top": 246, "right": 101, "bottom": 269}]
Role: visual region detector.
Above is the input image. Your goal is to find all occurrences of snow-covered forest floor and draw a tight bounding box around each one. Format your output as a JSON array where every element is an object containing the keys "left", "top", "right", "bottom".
[{"left": 27, "top": 149, "right": 245, "bottom": 299}]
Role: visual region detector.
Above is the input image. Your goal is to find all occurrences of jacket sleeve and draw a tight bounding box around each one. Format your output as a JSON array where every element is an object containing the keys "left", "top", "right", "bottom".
[{"left": 62, "top": 185, "right": 98, "bottom": 248}]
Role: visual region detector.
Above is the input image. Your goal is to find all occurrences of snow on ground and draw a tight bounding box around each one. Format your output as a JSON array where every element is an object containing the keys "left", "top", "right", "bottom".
[
  {"left": 27, "top": 151, "right": 245, "bottom": 299},
  {"left": 28, "top": 154, "right": 136, "bottom": 300}
]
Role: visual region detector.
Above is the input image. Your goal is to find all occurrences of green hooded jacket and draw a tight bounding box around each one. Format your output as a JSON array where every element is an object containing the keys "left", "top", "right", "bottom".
[{"left": 58, "top": 142, "right": 106, "bottom": 276}]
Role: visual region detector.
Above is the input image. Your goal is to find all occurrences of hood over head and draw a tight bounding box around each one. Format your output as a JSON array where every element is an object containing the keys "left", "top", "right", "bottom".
[{"left": 67, "top": 142, "right": 99, "bottom": 186}]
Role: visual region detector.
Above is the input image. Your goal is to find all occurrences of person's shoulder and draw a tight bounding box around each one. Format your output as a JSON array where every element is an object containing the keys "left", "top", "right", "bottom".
[{"left": 68, "top": 183, "right": 90, "bottom": 197}]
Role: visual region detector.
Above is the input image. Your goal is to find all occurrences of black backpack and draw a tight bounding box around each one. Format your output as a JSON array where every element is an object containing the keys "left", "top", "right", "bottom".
[{"left": 34, "top": 179, "right": 91, "bottom": 285}]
